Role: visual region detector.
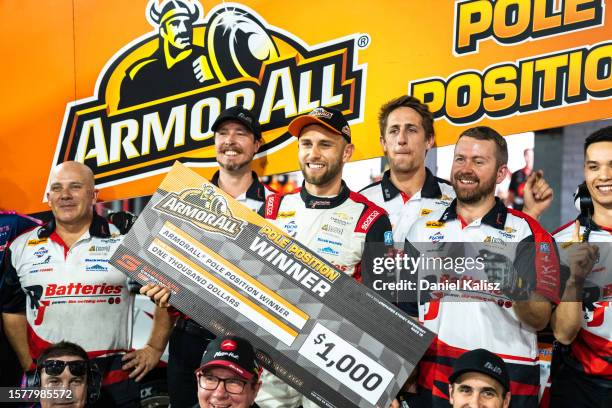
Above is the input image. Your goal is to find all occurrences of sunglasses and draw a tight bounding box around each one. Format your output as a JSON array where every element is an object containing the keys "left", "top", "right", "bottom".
[{"left": 41, "top": 360, "right": 88, "bottom": 377}]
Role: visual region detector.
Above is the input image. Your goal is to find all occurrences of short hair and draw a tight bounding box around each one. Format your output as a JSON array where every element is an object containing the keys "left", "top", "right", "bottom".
[
  {"left": 584, "top": 126, "right": 612, "bottom": 155},
  {"left": 378, "top": 95, "right": 434, "bottom": 140},
  {"left": 37, "top": 341, "right": 89, "bottom": 366},
  {"left": 458, "top": 126, "right": 508, "bottom": 167}
]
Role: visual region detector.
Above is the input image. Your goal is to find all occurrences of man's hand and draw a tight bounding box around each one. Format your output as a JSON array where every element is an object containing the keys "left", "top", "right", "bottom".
[
  {"left": 522, "top": 170, "right": 553, "bottom": 219},
  {"left": 566, "top": 221, "right": 598, "bottom": 281},
  {"left": 140, "top": 283, "right": 171, "bottom": 308},
  {"left": 389, "top": 399, "right": 400, "bottom": 408},
  {"left": 121, "top": 345, "right": 163, "bottom": 382}
]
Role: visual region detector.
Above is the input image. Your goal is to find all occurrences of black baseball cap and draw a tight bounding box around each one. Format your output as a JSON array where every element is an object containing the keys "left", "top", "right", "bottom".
[
  {"left": 288, "top": 107, "right": 351, "bottom": 142},
  {"left": 448, "top": 349, "right": 510, "bottom": 393},
  {"left": 198, "top": 336, "right": 261, "bottom": 381},
  {"left": 211, "top": 106, "right": 262, "bottom": 140}
]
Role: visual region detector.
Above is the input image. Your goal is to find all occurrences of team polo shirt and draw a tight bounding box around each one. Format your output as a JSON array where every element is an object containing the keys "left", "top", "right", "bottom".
[
  {"left": 553, "top": 216, "right": 612, "bottom": 382},
  {"left": 259, "top": 181, "right": 393, "bottom": 280},
  {"left": 359, "top": 168, "right": 454, "bottom": 242},
  {"left": 405, "top": 198, "right": 560, "bottom": 408},
  {"left": 1, "top": 215, "right": 133, "bottom": 365},
  {"left": 211, "top": 170, "right": 275, "bottom": 212}
]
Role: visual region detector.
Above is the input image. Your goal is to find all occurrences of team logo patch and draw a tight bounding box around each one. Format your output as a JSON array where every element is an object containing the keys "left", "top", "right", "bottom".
[
  {"left": 428, "top": 232, "right": 444, "bottom": 243},
  {"left": 33, "top": 248, "right": 49, "bottom": 258},
  {"left": 384, "top": 230, "right": 393, "bottom": 245},
  {"left": 420, "top": 208, "right": 432, "bottom": 216},
  {"left": 319, "top": 246, "right": 339, "bottom": 256},
  {"left": 51, "top": 0, "right": 366, "bottom": 190},
  {"left": 86, "top": 264, "right": 109, "bottom": 272},
  {"left": 539, "top": 243, "right": 551, "bottom": 253},
  {"left": 283, "top": 221, "right": 298, "bottom": 237},
  {"left": 426, "top": 221, "right": 445, "bottom": 228},
  {"left": 154, "top": 184, "right": 245, "bottom": 239},
  {"left": 221, "top": 339, "right": 238, "bottom": 351},
  {"left": 28, "top": 238, "right": 48, "bottom": 246},
  {"left": 321, "top": 224, "right": 343, "bottom": 236}
]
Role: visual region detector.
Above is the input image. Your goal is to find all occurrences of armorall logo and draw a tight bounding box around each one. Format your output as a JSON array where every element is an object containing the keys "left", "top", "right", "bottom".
[
  {"left": 52, "top": 0, "right": 367, "bottom": 188},
  {"left": 154, "top": 184, "right": 245, "bottom": 238}
]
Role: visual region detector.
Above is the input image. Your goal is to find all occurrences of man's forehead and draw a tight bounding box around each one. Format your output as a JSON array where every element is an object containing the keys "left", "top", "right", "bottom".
[
  {"left": 455, "top": 137, "right": 495, "bottom": 155},
  {"left": 388, "top": 107, "right": 423, "bottom": 125},
  {"left": 455, "top": 372, "right": 503, "bottom": 391},
  {"left": 216, "top": 120, "right": 251, "bottom": 133},
  {"left": 49, "top": 163, "right": 94, "bottom": 185},
  {"left": 586, "top": 141, "right": 612, "bottom": 160}
]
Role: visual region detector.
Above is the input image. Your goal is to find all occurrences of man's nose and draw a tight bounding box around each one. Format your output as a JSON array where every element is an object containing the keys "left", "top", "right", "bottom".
[{"left": 212, "top": 381, "right": 229, "bottom": 398}]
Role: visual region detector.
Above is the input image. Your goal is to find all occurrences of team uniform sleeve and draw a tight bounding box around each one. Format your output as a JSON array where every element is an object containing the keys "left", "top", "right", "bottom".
[
  {"left": 514, "top": 235, "right": 561, "bottom": 304},
  {"left": 361, "top": 214, "right": 393, "bottom": 288},
  {"left": 0, "top": 247, "right": 26, "bottom": 313}
]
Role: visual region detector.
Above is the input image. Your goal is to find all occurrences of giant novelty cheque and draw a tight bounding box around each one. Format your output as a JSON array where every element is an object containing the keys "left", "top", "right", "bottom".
[{"left": 110, "top": 162, "right": 434, "bottom": 408}]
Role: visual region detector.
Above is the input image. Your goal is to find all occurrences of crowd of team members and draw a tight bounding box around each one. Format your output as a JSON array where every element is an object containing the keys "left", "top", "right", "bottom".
[{"left": 0, "top": 95, "right": 610, "bottom": 408}]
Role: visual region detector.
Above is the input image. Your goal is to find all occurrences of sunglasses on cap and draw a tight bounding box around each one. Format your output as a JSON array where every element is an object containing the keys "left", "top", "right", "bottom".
[{"left": 41, "top": 360, "right": 88, "bottom": 377}]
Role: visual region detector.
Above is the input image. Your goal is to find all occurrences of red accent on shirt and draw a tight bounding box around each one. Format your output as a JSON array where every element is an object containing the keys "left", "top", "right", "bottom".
[
  {"left": 400, "top": 192, "right": 410, "bottom": 204},
  {"left": 49, "top": 231, "right": 69, "bottom": 259}
]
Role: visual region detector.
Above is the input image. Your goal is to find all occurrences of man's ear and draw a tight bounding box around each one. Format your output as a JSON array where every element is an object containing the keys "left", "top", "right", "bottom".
[
  {"left": 92, "top": 188, "right": 99, "bottom": 204},
  {"left": 343, "top": 143, "right": 355, "bottom": 164},
  {"left": 496, "top": 164, "right": 508, "bottom": 185},
  {"left": 425, "top": 135, "right": 435, "bottom": 151},
  {"left": 254, "top": 138, "right": 263, "bottom": 154},
  {"left": 448, "top": 384, "right": 454, "bottom": 405}
]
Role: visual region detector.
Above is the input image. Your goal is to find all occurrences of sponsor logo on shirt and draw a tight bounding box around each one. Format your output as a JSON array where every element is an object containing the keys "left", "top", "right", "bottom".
[
  {"left": 428, "top": 232, "right": 445, "bottom": 243},
  {"left": 89, "top": 245, "right": 112, "bottom": 254},
  {"left": 33, "top": 255, "right": 51, "bottom": 266},
  {"left": 283, "top": 221, "right": 298, "bottom": 237},
  {"left": 384, "top": 231, "right": 393, "bottom": 245},
  {"left": 86, "top": 264, "right": 109, "bottom": 272},
  {"left": 420, "top": 208, "right": 433, "bottom": 216},
  {"left": 426, "top": 221, "right": 445, "bottom": 228},
  {"left": 34, "top": 247, "right": 49, "bottom": 258},
  {"left": 28, "top": 238, "right": 48, "bottom": 246},
  {"left": 277, "top": 211, "right": 296, "bottom": 218},
  {"left": 319, "top": 246, "right": 339, "bottom": 256},
  {"left": 321, "top": 224, "right": 343, "bottom": 236},
  {"left": 484, "top": 236, "right": 505, "bottom": 244},
  {"left": 316, "top": 237, "right": 342, "bottom": 246}
]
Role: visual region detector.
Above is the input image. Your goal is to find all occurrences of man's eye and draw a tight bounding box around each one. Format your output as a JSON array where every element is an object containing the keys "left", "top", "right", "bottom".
[{"left": 482, "top": 390, "right": 496, "bottom": 398}]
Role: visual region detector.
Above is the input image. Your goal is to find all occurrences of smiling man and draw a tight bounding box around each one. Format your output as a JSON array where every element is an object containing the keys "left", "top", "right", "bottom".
[
  {"left": 405, "top": 126, "right": 559, "bottom": 407},
  {"left": 196, "top": 336, "right": 262, "bottom": 408},
  {"left": 550, "top": 126, "right": 612, "bottom": 407},
  {"left": 1, "top": 161, "right": 167, "bottom": 407},
  {"left": 254, "top": 106, "right": 393, "bottom": 408},
  {"left": 448, "top": 349, "right": 511, "bottom": 408}
]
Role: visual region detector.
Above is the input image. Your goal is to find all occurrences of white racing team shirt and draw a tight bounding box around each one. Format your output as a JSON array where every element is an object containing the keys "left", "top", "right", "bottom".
[
  {"left": 405, "top": 198, "right": 560, "bottom": 407},
  {"left": 1, "top": 215, "right": 133, "bottom": 376},
  {"left": 260, "top": 181, "right": 393, "bottom": 280},
  {"left": 359, "top": 168, "right": 454, "bottom": 242},
  {"left": 553, "top": 216, "right": 612, "bottom": 381}
]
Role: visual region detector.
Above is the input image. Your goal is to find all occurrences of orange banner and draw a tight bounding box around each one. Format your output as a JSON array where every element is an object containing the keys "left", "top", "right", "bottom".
[{"left": 1, "top": 0, "right": 610, "bottom": 214}]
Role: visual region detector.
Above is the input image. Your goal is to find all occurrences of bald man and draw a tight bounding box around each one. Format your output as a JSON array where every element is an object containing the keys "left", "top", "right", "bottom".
[{"left": 0, "top": 161, "right": 170, "bottom": 407}]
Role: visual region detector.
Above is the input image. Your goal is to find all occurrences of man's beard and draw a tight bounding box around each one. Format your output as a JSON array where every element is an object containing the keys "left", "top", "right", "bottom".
[
  {"left": 217, "top": 147, "right": 253, "bottom": 172},
  {"left": 452, "top": 171, "right": 496, "bottom": 204},
  {"left": 300, "top": 159, "right": 343, "bottom": 187}
]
